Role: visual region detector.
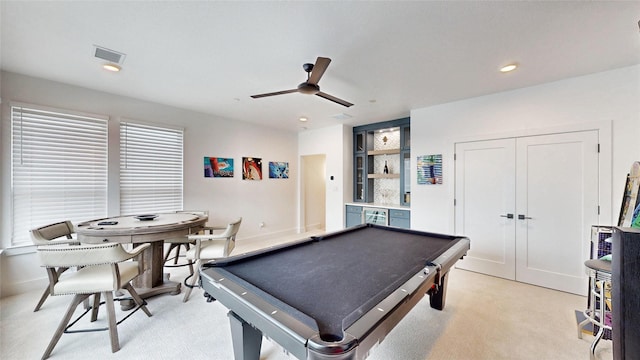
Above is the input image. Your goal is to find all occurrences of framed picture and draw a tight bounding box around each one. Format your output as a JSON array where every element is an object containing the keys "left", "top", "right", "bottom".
[
  {"left": 204, "top": 157, "right": 234, "bottom": 178},
  {"left": 417, "top": 154, "right": 442, "bottom": 185},
  {"left": 268, "top": 162, "right": 289, "bottom": 179},
  {"left": 242, "top": 157, "right": 262, "bottom": 180}
]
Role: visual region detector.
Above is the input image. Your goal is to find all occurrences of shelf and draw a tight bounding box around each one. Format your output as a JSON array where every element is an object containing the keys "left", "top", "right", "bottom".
[
  {"left": 367, "top": 149, "right": 400, "bottom": 156},
  {"left": 368, "top": 173, "right": 400, "bottom": 179}
]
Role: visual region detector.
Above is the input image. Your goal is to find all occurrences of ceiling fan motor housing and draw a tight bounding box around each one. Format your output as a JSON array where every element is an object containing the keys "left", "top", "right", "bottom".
[{"left": 298, "top": 82, "right": 320, "bottom": 94}]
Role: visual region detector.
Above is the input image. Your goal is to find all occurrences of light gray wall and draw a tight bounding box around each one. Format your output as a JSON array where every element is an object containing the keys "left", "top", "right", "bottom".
[
  {"left": 0, "top": 71, "right": 300, "bottom": 296},
  {"left": 410, "top": 65, "right": 640, "bottom": 234}
]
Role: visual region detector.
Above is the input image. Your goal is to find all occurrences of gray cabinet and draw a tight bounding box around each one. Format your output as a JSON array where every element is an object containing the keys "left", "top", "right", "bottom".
[
  {"left": 389, "top": 209, "right": 410, "bottom": 228},
  {"left": 345, "top": 205, "right": 363, "bottom": 228},
  {"left": 400, "top": 123, "right": 411, "bottom": 206},
  {"left": 346, "top": 205, "right": 410, "bottom": 229}
]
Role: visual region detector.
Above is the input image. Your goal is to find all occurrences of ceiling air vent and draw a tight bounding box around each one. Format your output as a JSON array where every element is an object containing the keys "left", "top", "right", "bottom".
[
  {"left": 93, "top": 45, "right": 126, "bottom": 64},
  {"left": 332, "top": 113, "right": 353, "bottom": 121}
]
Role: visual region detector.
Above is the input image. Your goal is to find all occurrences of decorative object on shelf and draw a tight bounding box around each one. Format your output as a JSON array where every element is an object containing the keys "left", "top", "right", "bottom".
[
  {"left": 204, "top": 157, "right": 234, "bottom": 178},
  {"left": 382, "top": 135, "right": 388, "bottom": 145},
  {"left": 268, "top": 161, "right": 289, "bottom": 179},
  {"left": 417, "top": 154, "right": 442, "bottom": 185},
  {"left": 242, "top": 157, "right": 262, "bottom": 180},
  {"left": 384, "top": 161, "right": 389, "bottom": 174}
]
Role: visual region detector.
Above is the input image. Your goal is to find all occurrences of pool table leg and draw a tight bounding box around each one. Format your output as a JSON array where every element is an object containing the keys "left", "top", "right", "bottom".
[
  {"left": 228, "top": 311, "right": 262, "bottom": 360},
  {"left": 429, "top": 272, "right": 449, "bottom": 310}
]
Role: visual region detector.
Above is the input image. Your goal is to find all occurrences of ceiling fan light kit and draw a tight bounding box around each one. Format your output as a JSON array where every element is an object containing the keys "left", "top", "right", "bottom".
[{"left": 251, "top": 57, "right": 354, "bottom": 107}]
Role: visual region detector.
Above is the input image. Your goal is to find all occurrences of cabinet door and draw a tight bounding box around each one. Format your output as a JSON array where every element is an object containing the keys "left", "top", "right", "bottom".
[
  {"left": 363, "top": 208, "right": 388, "bottom": 225},
  {"left": 389, "top": 209, "right": 410, "bottom": 229},
  {"left": 354, "top": 155, "right": 366, "bottom": 202},
  {"left": 346, "top": 206, "right": 363, "bottom": 228},
  {"left": 401, "top": 124, "right": 410, "bottom": 150},
  {"left": 400, "top": 150, "right": 411, "bottom": 205},
  {"left": 354, "top": 131, "right": 366, "bottom": 153}
]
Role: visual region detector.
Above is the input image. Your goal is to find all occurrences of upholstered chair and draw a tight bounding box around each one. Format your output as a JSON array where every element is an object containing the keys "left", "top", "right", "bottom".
[
  {"left": 37, "top": 242, "right": 152, "bottom": 359},
  {"left": 30, "top": 221, "right": 79, "bottom": 311},
  {"left": 163, "top": 210, "right": 222, "bottom": 275},
  {"left": 182, "top": 217, "right": 242, "bottom": 302}
]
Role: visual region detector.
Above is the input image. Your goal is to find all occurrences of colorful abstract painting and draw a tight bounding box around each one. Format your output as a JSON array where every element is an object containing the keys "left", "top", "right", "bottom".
[
  {"left": 204, "top": 157, "right": 234, "bottom": 178},
  {"left": 242, "top": 157, "right": 262, "bottom": 180},
  {"left": 417, "top": 154, "right": 442, "bottom": 185},
  {"left": 268, "top": 162, "right": 289, "bottom": 179}
]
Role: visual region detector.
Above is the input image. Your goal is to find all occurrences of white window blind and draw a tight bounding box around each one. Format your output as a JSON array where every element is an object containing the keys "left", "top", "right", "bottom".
[
  {"left": 11, "top": 105, "right": 108, "bottom": 247},
  {"left": 120, "top": 121, "right": 183, "bottom": 215}
]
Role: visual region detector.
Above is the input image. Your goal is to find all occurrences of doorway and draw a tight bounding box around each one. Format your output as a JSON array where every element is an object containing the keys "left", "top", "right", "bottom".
[
  {"left": 301, "top": 154, "right": 326, "bottom": 232},
  {"left": 454, "top": 130, "right": 599, "bottom": 294}
]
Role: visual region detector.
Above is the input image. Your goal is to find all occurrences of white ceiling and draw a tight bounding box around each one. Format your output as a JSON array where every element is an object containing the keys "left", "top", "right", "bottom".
[{"left": 2, "top": 1, "right": 639, "bottom": 132}]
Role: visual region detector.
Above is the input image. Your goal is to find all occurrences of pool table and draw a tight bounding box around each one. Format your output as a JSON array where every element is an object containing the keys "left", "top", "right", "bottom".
[{"left": 200, "top": 224, "right": 470, "bottom": 360}]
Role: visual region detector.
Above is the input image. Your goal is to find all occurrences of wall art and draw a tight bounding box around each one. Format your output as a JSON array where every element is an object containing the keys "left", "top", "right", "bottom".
[
  {"left": 242, "top": 157, "right": 262, "bottom": 180},
  {"left": 204, "top": 157, "right": 234, "bottom": 178},
  {"left": 417, "top": 154, "right": 442, "bottom": 185},
  {"left": 268, "top": 161, "right": 289, "bottom": 179}
]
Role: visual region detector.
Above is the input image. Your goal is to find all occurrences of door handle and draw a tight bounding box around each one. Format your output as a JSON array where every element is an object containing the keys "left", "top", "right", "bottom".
[
  {"left": 518, "top": 214, "right": 532, "bottom": 220},
  {"left": 500, "top": 214, "right": 514, "bottom": 219}
]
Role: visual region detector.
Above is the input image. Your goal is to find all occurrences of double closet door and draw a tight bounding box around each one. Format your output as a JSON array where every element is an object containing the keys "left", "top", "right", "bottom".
[{"left": 454, "top": 131, "right": 599, "bottom": 295}]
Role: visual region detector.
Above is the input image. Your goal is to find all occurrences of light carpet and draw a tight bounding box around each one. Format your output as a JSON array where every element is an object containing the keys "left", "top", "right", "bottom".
[{"left": 1, "top": 236, "right": 613, "bottom": 360}]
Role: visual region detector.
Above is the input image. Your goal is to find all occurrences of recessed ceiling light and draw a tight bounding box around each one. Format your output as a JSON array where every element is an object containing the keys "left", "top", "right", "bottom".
[
  {"left": 500, "top": 63, "right": 518, "bottom": 73},
  {"left": 103, "top": 63, "right": 121, "bottom": 72},
  {"left": 299, "top": 117, "right": 308, "bottom": 122}
]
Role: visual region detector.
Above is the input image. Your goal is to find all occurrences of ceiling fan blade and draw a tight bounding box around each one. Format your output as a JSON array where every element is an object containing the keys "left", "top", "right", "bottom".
[
  {"left": 316, "top": 91, "right": 353, "bottom": 107},
  {"left": 307, "top": 57, "right": 331, "bottom": 85},
  {"left": 250, "top": 89, "right": 298, "bottom": 98}
]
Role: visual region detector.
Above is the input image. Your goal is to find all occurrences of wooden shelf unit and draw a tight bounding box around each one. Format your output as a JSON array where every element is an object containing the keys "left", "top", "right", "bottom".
[
  {"left": 367, "top": 173, "right": 400, "bottom": 179},
  {"left": 367, "top": 149, "right": 400, "bottom": 156}
]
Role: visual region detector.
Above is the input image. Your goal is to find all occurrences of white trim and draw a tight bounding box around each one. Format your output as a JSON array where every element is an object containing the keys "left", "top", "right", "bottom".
[
  {"left": 2, "top": 244, "right": 36, "bottom": 256},
  {"left": 9, "top": 101, "right": 109, "bottom": 121},
  {"left": 120, "top": 116, "right": 184, "bottom": 132}
]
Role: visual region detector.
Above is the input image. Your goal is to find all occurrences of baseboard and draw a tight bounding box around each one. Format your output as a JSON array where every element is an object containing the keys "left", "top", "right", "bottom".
[{"left": 1, "top": 277, "right": 47, "bottom": 298}]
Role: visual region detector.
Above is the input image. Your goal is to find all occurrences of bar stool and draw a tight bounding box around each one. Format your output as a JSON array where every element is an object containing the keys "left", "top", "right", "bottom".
[{"left": 578, "top": 258, "right": 612, "bottom": 360}]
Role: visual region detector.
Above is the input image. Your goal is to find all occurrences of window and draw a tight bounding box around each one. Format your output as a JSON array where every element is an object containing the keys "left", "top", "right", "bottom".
[
  {"left": 120, "top": 121, "right": 183, "bottom": 215},
  {"left": 11, "top": 104, "right": 108, "bottom": 247}
]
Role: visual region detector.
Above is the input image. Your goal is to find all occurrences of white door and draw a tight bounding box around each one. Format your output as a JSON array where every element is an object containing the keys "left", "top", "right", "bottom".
[
  {"left": 455, "top": 139, "right": 516, "bottom": 279},
  {"left": 455, "top": 131, "right": 599, "bottom": 294},
  {"left": 515, "top": 132, "right": 599, "bottom": 294}
]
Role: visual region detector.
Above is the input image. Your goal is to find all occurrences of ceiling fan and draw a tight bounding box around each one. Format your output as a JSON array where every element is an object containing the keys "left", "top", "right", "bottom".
[{"left": 250, "top": 57, "right": 353, "bottom": 107}]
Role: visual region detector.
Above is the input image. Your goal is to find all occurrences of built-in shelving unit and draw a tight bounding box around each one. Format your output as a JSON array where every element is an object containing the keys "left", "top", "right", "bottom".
[{"left": 352, "top": 117, "right": 410, "bottom": 206}]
